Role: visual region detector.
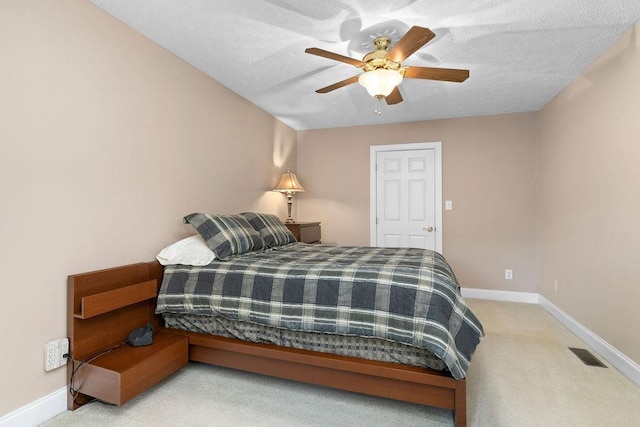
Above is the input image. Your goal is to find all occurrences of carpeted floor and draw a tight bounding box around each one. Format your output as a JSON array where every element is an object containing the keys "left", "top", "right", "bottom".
[
  {"left": 42, "top": 300, "right": 640, "bottom": 426},
  {"left": 466, "top": 300, "right": 640, "bottom": 426}
]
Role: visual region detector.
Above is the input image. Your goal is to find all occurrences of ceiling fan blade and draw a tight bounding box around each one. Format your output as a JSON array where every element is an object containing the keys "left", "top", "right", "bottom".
[
  {"left": 385, "top": 26, "right": 436, "bottom": 63},
  {"left": 305, "top": 48, "right": 364, "bottom": 67},
  {"left": 315, "top": 75, "right": 360, "bottom": 93},
  {"left": 404, "top": 66, "right": 470, "bottom": 82},
  {"left": 385, "top": 87, "right": 403, "bottom": 105}
]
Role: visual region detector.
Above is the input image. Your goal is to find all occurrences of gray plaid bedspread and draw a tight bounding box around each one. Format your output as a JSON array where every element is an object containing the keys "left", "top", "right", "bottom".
[{"left": 156, "top": 243, "right": 484, "bottom": 379}]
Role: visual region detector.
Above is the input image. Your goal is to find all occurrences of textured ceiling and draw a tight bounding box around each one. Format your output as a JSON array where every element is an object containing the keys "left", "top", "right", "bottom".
[{"left": 90, "top": 0, "right": 640, "bottom": 131}]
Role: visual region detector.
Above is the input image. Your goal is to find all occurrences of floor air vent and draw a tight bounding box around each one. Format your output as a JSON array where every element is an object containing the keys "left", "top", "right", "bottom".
[{"left": 569, "top": 348, "right": 607, "bottom": 368}]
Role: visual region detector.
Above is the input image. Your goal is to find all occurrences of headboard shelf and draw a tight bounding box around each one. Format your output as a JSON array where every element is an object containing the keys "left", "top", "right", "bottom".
[{"left": 73, "top": 280, "right": 156, "bottom": 319}]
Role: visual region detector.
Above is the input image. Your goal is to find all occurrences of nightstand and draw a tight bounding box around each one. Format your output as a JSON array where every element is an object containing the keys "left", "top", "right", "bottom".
[
  {"left": 68, "top": 270, "right": 188, "bottom": 409},
  {"left": 285, "top": 222, "right": 321, "bottom": 244}
]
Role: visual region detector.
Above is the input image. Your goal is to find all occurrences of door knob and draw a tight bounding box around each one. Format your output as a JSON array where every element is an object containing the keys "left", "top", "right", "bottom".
[{"left": 424, "top": 226, "right": 434, "bottom": 232}]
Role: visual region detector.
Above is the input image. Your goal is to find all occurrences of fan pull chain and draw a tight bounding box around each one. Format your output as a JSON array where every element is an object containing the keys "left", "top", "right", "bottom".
[{"left": 373, "top": 95, "right": 383, "bottom": 115}]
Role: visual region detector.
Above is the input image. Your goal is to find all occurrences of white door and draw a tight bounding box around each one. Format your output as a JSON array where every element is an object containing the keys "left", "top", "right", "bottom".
[{"left": 370, "top": 143, "right": 442, "bottom": 253}]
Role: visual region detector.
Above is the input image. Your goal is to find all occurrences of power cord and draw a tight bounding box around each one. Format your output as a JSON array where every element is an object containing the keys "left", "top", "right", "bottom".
[{"left": 67, "top": 340, "right": 127, "bottom": 404}]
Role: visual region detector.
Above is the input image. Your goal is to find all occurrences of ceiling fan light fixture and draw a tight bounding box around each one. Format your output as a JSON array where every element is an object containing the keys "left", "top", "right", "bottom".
[{"left": 358, "top": 69, "right": 403, "bottom": 98}]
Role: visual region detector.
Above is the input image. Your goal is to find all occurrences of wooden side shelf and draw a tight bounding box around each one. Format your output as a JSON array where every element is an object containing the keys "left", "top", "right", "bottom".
[
  {"left": 74, "top": 332, "right": 187, "bottom": 406},
  {"left": 68, "top": 263, "right": 188, "bottom": 409},
  {"left": 74, "top": 280, "right": 157, "bottom": 319}
]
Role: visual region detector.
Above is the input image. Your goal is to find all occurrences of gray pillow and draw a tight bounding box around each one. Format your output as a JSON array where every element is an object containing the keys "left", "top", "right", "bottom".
[
  {"left": 183, "top": 213, "right": 265, "bottom": 260},
  {"left": 240, "top": 212, "right": 297, "bottom": 248}
]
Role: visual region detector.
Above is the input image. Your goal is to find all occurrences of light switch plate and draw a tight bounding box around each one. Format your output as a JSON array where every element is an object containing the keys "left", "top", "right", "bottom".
[{"left": 445, "top": 200, "right": 452, "bottom": 210}]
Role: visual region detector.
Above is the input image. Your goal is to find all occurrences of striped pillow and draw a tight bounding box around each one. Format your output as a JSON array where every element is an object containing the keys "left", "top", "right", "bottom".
[
  {"left": 240, "top": 212, "right": 297, "bottom": 248},
  {"left": 183, "top": 213, "right": 265, "bottom": 260}
]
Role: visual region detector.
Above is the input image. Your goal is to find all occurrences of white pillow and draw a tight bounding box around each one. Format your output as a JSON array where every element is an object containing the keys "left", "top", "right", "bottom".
[{"left": 156, "top": 235, "right": 215, "bottom": 266}]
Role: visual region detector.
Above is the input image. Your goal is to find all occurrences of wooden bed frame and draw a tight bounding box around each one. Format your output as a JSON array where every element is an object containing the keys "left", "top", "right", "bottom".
[{"left": 68, "top": 261, "right": 467, "bottom": 426}]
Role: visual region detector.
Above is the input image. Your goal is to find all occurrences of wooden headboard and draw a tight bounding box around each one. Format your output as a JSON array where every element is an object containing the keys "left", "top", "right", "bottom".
[
  {"left": 66, "top": 261, "right": 187, "bottom": 409},
  {"left": 67, "top": 261, "right": 164, "bottom": 360}
]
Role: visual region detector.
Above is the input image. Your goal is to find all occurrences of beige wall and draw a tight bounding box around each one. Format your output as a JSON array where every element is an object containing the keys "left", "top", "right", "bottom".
[
  {"left": 297, "top": 113, "right": 538, "bottom": 293},
  {"left": 0, "top": 0, "right": 296, "bottom": 416},
  {"left": 537, "top": 23, "right": 640, "bottom": 364}
]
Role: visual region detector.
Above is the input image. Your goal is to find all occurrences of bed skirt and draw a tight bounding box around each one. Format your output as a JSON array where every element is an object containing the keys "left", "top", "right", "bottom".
[{"left": 162, "top": 312, "right": 448, "bottom": 372}]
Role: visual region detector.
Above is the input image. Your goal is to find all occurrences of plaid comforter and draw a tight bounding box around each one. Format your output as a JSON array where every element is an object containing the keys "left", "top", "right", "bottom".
[{"left": 156, "top": 243, "right": 484, "bottom": 379}]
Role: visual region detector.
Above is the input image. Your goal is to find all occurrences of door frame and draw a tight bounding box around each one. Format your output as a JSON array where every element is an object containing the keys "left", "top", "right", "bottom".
[{"left": 369, "top": 142, "right": 443, "bottom": 253}]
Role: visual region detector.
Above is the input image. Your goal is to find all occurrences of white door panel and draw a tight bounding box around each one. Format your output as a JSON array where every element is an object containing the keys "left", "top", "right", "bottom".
[
  {"left": 370, "top": 143, "right": 442, "bottom": 253},
  {"left": 409, "top": 179, "right": 427, "bottom": 221},
  {"left": 383, "top": 180, "right": 401, "bottom": 220},
  {"left": 383, "top": 234, "right": 401, "bottom": 247},
  {"left": 408, "top": 234, "right": 428, "bottom": 248}
]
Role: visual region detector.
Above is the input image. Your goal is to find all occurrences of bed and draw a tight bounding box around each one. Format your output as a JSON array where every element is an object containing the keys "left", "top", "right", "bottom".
[{"left": 68, "top": 213, "right": 484, "bottom": 426}]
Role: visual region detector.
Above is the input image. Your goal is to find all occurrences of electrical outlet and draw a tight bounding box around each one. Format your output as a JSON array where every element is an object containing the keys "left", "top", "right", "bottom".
[
  {"left": 45, "top": 341, "right": 57, "bottom": 371},
  {"left": 505, "top": 269, "right": 513, "bottom": 280},
  {"left": 45, "top": 338, "right": 69, "bottom": 372},
  {"left": 554, "top": 279, "right": 559, "bottom": 292}
]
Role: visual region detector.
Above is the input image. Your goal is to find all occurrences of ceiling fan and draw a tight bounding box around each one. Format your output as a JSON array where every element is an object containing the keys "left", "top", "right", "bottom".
[{"left": 305, "top": 26, "right": 469, "bottom": 108}]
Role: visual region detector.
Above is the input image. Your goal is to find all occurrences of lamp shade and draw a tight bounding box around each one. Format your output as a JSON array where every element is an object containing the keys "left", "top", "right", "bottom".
[
  {"left": 358, "top": 69, "right": 403, "bottom": 98},
  {"left": 273, "top": 171, "right": 304, "bottom": 193}
]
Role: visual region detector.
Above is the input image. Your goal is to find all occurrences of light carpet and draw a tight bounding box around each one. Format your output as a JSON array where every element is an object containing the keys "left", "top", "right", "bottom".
[{"left": 43, "top": 300, "right": 640, "bottom": 426}]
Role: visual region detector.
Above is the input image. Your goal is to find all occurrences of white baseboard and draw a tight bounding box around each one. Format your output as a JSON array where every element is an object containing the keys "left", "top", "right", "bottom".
[
  {"left": 539, "top": 295, "right": 640, "bottom": 388},
  {"left": 0, "top": 387, "right": 67, "bottom": 427},
  {"left": 461, "top": 287, "right": 640, "bottom": 389},
  {"left": 461, "top": 287, "right": 540, "bottom": 304}
]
